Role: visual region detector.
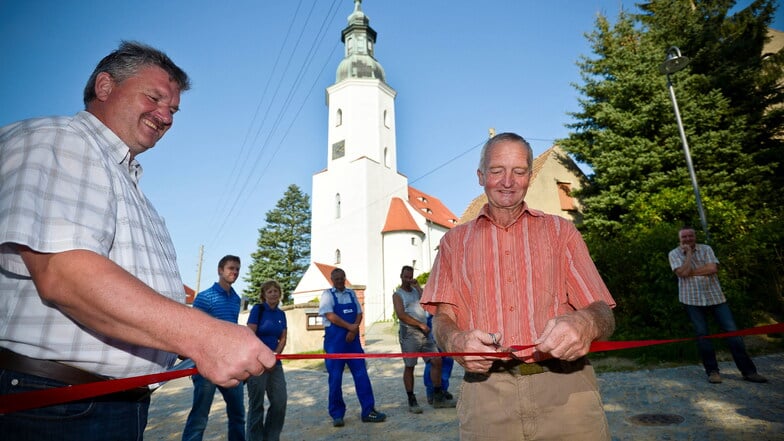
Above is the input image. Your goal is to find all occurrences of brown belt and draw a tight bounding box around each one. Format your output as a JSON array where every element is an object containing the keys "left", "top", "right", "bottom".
[
  {"left": 0, "top": 348, "right": 151, "bottom": 402},
  {"left": 464, "top": 357, "right": 588, "bottom": 383}
]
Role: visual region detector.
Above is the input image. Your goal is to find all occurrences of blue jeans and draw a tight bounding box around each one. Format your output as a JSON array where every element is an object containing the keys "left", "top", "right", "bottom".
[
  {"left": 182, "top": 374, "right": 246, "bottom": 441},
  {"left": 246, "top": 363, "right": 287, "bottom": 441},
  {"left": 684, "top": 303, "right": 757, "bottom": 376},
  {"left": 0, "top": 369, "right": 150, "bottom": 441}
]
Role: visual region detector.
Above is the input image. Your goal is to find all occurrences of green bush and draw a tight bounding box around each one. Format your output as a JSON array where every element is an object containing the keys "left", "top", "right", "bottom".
[{"left": 583, "top": 191, "right": 784, "bottom": 355}]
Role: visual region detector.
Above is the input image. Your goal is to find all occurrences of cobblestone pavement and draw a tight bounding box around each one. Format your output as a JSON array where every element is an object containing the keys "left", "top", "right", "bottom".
[{"left": 144, "top": 321, "right": 784, "bottom": 441}]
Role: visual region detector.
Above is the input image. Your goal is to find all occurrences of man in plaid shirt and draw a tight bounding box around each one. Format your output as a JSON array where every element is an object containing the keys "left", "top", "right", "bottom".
[{"left": 669, "top": 227, "right": 767, "bottom": 384}]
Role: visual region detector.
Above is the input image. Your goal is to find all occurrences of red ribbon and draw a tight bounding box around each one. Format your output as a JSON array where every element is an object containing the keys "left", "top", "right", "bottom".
[{"left": 2, "top": 322, "right": 782, "bottom": 414}]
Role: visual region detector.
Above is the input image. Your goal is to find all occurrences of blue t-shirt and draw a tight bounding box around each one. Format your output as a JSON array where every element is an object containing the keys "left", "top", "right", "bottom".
[
  {"left": 192, "top": 282, "right": 241, "bottom": 323},
  {"left": 248, "top": 303, "right": 287, "bottom": 352}
]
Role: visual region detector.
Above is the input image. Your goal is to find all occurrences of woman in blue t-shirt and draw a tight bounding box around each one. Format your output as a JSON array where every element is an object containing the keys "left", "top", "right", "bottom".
[{"left": 246, "top": 280, "right": 288, "bottom": 441}]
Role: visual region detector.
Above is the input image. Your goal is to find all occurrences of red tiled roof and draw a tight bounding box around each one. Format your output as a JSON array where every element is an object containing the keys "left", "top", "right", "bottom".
[
  {"left": 407, "top": 186, "right": 458, "bottom": 229},
  {"left": 314, "top": 262, "right": 352, "bottom": 285},
  {"left": 382, "top": 197, "right": 423, "bottom": 233},
  {"left": 184, "top": 284, "right": 196, "bottom": 304}
]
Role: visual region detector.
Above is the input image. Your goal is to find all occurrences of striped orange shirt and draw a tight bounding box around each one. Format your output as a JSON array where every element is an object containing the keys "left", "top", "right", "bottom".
[{"left": 421, "top": 203, "right": 616, "bottom": 361}]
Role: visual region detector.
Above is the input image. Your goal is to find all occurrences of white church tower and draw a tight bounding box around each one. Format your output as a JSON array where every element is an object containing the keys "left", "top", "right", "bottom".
[{"left": 293, "top": 0, "right": 457, "bottom": 326}]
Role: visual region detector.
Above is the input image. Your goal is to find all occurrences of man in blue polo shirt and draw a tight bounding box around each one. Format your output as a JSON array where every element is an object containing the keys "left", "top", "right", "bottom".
[{"left": 183, "top": 255, "right": 246, "bottom": 441}]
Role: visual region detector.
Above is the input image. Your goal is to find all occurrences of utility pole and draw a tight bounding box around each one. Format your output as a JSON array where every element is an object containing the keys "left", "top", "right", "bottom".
[{"left": 195, "top": 245, "right": 204, "bottom": 295}]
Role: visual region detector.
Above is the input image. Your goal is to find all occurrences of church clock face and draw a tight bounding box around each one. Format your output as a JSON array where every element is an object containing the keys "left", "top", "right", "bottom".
[{"left": 332, "top": 140, "right": 345, "bottom": 159}]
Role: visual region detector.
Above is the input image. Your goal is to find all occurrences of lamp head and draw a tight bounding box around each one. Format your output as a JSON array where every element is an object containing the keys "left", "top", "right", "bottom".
[{"left": 659, "top": 46, "right": 690, "bottom": 75}]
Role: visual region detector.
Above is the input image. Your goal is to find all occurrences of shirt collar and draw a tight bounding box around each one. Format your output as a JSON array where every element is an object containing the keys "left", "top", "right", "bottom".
[
  {"left": 78, "top": 111, "right": 144, "bottom": 183},
  {"left": 476, "top": 202, "right": 544, "bottom": 227}
]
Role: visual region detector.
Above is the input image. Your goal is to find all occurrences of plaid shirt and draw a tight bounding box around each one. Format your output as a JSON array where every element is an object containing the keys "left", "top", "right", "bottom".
[
  {"left": 0, "top": 112, "right": 185, "bottom": 378},
  {"left": 668, "top": 243, "right": 725, "bottom": 306},
  {"left": 421, "top": 203, "right": 615, "bottom": 361}
]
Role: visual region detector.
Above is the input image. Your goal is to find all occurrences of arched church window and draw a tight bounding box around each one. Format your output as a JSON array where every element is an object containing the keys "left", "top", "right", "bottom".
[
  {"left": 346, "top": 37, "right": 353, "bottom": 56},
  {"left": 384, "top": 147, "right": 389, "bottom": 168},
  {"left": 336, "top": 109, "right": 342, "bottom": 127},
  {"left": 335, "top": 249, "right": 341, "bottom": 264},
  {"left": 335, "top": 193, "right": 341, "bottom": 219}
]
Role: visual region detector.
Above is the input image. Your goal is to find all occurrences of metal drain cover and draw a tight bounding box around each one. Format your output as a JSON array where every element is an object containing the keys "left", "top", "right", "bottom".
[{"left": 628, "top": 413, "right": 685, "bottom": 426}]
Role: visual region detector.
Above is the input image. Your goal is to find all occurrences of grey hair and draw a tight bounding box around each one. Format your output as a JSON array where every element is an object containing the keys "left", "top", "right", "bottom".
[
  {"left": 478, "top": 132, "right": 533, "bottom": 173},
  {"left": 83, "top": 40, "right": 190, "bottom": 108}
]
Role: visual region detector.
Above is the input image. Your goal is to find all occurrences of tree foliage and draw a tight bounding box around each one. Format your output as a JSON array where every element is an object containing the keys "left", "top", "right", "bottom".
[
  {"left": 243, "top": 184, "right": 311, "bottom": 305},
  {"left": 561, "top": 0, "right": 784, "bottom": 342},
  {"left": 563, "top": 0, "right": 783, "bottom": 237}
]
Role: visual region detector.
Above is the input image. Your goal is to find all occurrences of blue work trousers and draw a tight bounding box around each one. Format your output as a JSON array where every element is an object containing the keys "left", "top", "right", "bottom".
[
  {"left": 324, "top": 326, "right": 375, "bottom": 419},
  {"left": 424, "top": 355, "right": 454, "bottom": 398}
]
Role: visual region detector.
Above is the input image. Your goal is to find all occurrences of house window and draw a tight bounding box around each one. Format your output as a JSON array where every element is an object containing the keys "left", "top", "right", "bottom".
[
  {"left": 557, "top": 182, "right": 577, "bottom": 211},
  {"left": 307, "top": 313, "right": 325, "bottom": 330}
]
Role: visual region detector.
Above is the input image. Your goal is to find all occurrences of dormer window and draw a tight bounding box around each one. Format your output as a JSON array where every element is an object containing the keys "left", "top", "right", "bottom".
[{"left": 557, "top": 182, "right": 577, "bottom": 211}]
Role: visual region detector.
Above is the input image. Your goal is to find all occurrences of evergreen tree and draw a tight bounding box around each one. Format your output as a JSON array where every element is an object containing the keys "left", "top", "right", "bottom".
[
  {"left": 244, "top": 184, "right": 311, "bottom": 305},
  {"left": 562, "top": 0, "right": 783, "bottom": 237}
]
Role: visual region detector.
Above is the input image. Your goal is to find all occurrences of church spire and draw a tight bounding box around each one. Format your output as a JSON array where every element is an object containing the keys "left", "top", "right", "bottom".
[{"left": 336, "top": 0, "right": 386, "bottom": 82}]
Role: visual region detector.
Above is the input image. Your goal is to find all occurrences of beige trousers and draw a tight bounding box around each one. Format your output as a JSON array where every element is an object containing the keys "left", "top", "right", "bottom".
[{"left": 457, "top": 365, "right": 610, "bottom": 441}]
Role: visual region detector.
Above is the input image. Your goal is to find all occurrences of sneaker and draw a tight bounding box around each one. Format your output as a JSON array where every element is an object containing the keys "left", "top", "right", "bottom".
[
  {"left": 361, "top": 409, "right": 387, "bottom": 423},
  {"left": 708, "top": 372, "right": 722, "bottom": 384},
  {"left": 408, "top": 399, "right": 423, "bottom": 414},
  {"left": 426, "top": 394, "right": 434, "bottom": 405},
  {"left": 333, "top": 418, "right": 344, "bottom": 427},
  {"left": 743, "top": 373, "right": 768, "bottom": 383},
  {"left": 433, "top": 390, "right": 457, "bottom": 408}
]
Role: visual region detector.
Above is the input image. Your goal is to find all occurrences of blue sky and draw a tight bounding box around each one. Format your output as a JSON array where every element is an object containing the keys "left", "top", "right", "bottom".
[{"left": 2, "top": 1, "right": 781, "bottom": 294}]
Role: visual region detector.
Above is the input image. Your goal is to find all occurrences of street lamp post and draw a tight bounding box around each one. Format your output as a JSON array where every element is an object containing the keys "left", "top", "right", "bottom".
[{"left": 660, "top": 46, "right": 709, "bottom": 240}]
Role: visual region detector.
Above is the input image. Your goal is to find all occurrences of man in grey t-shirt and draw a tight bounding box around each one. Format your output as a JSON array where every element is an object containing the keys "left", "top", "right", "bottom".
[{"left": 392, "top": 265, "right": 455, "bottom": 413}]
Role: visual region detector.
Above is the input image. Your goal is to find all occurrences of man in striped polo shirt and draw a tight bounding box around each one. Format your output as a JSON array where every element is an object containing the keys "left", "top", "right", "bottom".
[{"left": 422, "top": 132, "right": 617, "bottom": 440}]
